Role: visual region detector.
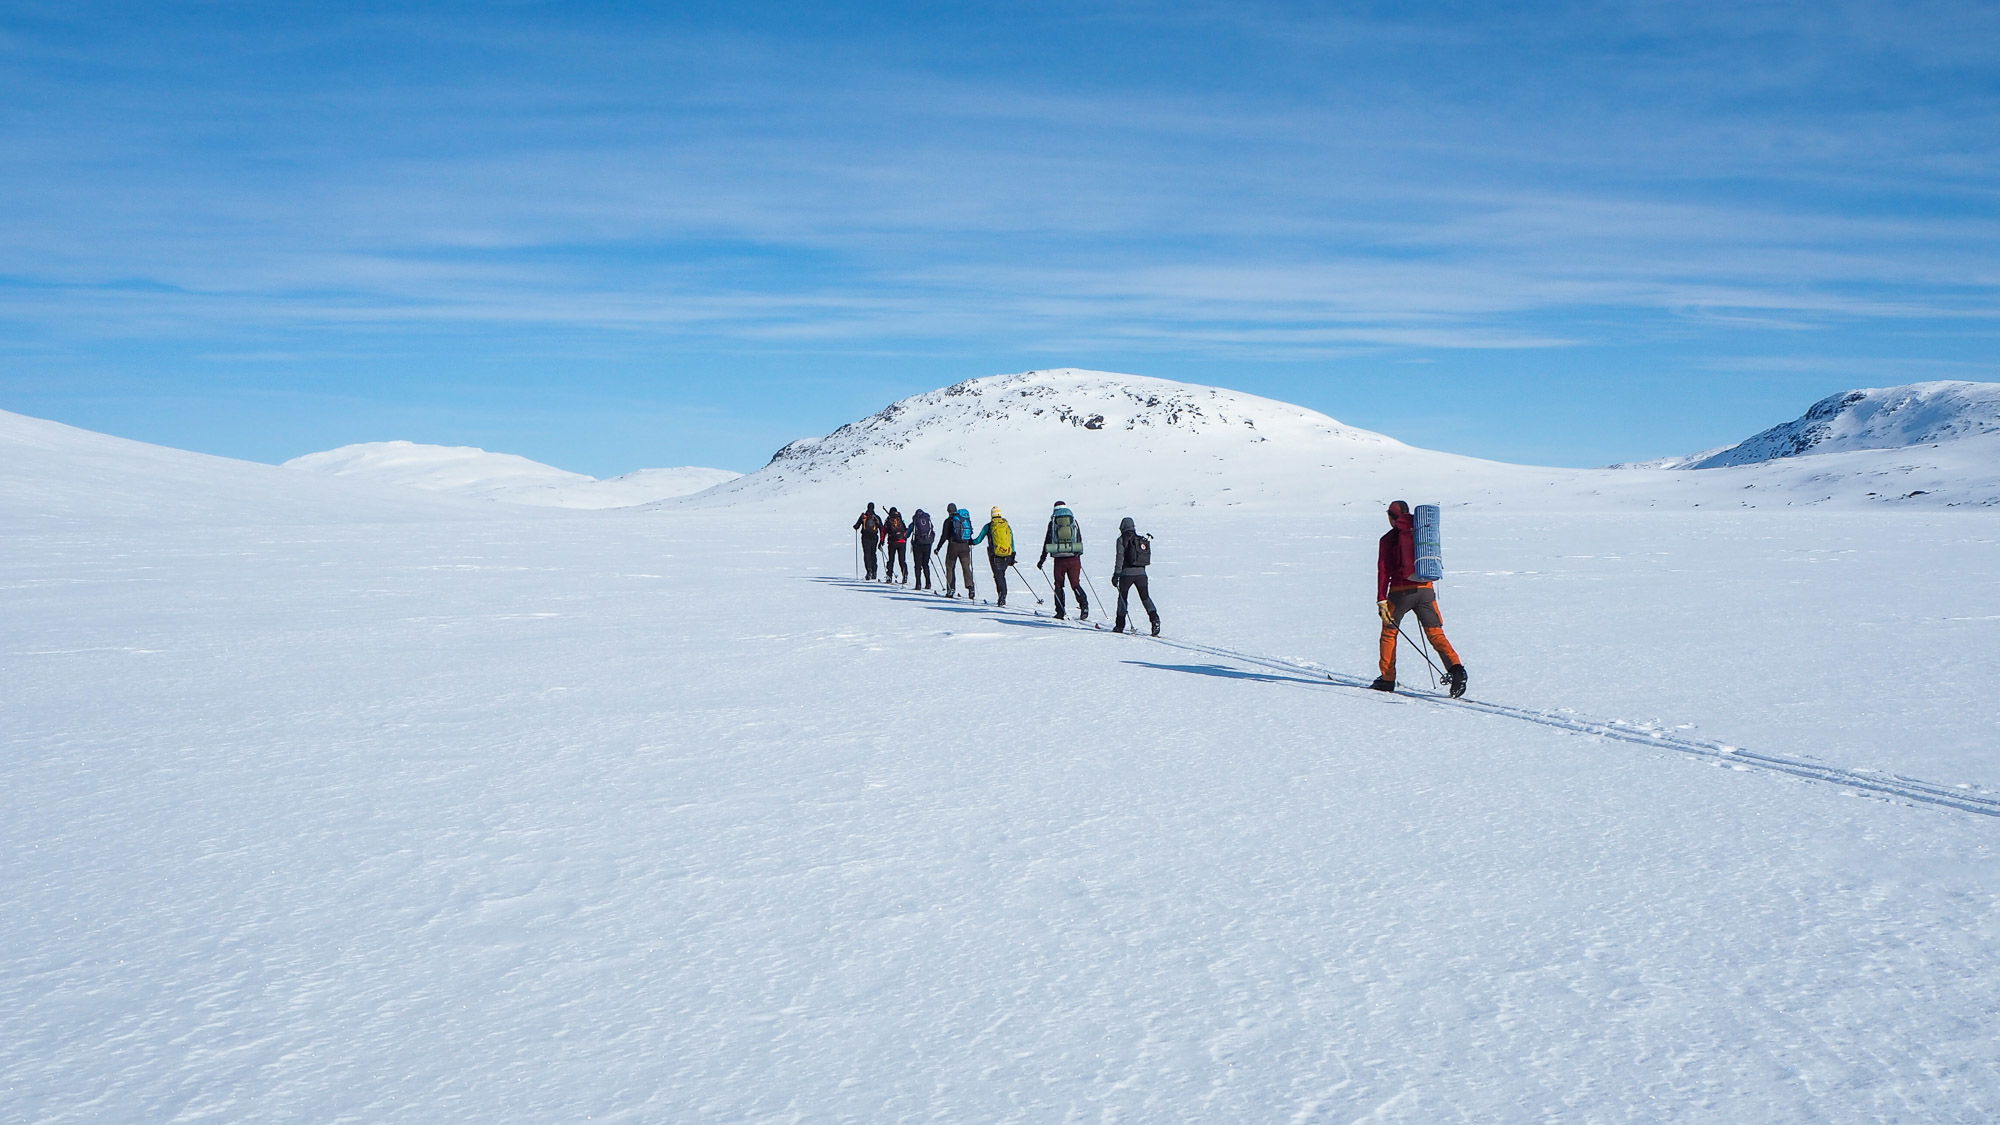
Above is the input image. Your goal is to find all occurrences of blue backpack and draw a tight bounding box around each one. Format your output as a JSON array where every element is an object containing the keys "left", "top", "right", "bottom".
[{"left": 948, "top": 510, "right": 972, "bottom": 543}]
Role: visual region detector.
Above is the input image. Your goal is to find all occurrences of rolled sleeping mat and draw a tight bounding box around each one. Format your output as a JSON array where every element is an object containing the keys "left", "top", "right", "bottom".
[{"left": 1412, "top": 503, "right": 1444, "bottom": 582}]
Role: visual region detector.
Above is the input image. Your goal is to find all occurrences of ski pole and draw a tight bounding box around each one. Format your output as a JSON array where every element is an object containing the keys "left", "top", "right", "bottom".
[
  {"left": 1026, "top": 564, "right": 1055, "bottom": 602},
  {"left": 1010, "top": 564, "right": 1046, "bottom": 605},
  {"left": 854, "top": 530, "right": 861, "bottom": 580},
  {"left": 1397, "top": 624, "right": 1444, "bottom": 687}
]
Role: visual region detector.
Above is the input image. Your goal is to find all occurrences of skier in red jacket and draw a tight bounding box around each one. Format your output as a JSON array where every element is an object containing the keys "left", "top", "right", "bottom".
[{"left": 1374, "top": 500, "right": 1467, "bottom": 697}]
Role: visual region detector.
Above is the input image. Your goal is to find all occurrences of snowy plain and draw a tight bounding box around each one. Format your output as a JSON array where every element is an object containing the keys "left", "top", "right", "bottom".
[{"left": 4, "top": 393, "right": 2000, "bottom": 1123}]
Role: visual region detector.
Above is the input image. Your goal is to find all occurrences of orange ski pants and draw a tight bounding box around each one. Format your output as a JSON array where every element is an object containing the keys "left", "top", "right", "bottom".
[{"left": 1379, "top": 585, "right": 1461, "bottom": 679}]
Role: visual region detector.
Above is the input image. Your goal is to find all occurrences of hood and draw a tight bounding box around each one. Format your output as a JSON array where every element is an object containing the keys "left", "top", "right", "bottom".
[
  {"left": 1120, "top": 516, "right": 1136, "bottom": 532},
  {"left": 1387, "top": 500, "right": 1413, "bottom": 529}
]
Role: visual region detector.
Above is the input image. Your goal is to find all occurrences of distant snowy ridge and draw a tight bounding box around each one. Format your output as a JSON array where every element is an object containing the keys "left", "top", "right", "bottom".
[
  {"left": 1646, "top": 381, "right": 2000, "bottom": 469},
  {"left": 285, "top": 441, "right": 739, "bottom": 508},
  {"left": 0, "top": 409, "right": 482, "bottom": 525},
  {"left": 673, "top": 368, "right": 1560, "bottom": 512}
]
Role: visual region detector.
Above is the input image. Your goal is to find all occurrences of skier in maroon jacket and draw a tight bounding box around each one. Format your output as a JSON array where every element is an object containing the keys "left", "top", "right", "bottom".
[{"left": 1374, "top": 500, "right": 1467, "bottom": 697}]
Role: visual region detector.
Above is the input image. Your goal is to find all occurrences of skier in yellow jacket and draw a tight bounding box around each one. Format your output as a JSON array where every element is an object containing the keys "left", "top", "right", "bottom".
[{"left": 969, "top": 506, "right": 1017, "bottom": 607}]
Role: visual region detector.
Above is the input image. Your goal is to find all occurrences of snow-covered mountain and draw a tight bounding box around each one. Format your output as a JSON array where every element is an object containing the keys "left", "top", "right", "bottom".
[
  {"left": 1654, "top": 381, "right": 2000, "bottom": 469},
  {"left": 1597, "top": 380, "right": 2000, "bottom": 507},
  {"left": 284, "top": 441, "right": 739, "bottom": 508},
  {"left": 674, "top": 368, "right": 1561, "bottom": 513}
]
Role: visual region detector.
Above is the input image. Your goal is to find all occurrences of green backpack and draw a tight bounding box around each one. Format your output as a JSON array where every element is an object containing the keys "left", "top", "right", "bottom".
[{"left": 1048, "top": 510, "right": 1083, "bottom": 556}]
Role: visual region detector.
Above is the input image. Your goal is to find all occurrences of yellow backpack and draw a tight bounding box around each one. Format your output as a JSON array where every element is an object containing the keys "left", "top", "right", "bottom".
[{"left": 989, "top": 516, "right": 1014, "bottom": 555}]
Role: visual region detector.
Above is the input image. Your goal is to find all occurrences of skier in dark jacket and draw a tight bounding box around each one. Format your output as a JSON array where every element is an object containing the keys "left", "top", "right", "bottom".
[
  {"left": 938, "top": 503, "right": 977, "bottom": 599},
  {"left": 910, "top": 508, "right": 936, "bottom": 590},
  {"left": 852, "top": 503, "right": 883, "bottom": 580},
  {"left": 1374, "top": 500, "right": 1466, "bottom": 697},
  {"left": 1036, "top": 501, "right": 1088, "bottom": 621},
  {"left": 882, "top": 507, "right": 910, "bottom": 584},
  {"left": 1111, "top": 516, "right": 1160, "bottom": 635}
]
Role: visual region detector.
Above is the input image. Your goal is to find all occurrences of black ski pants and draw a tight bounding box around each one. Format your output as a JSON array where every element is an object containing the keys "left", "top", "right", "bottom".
[
  {"left": 988, "top": 553, "right": 1013, "bottom": 605},
  {"left": 1113, "top": 573, "right": 1158, "bottom": 632},
  {"left": 913, "top": 543, "right": 934, "bottom": 589},
  {"left": 860, "top": 534, "right": 879, "bottom": 580},
  {"left": 885, "top": 541, "right": 908, "bottom": 583}
]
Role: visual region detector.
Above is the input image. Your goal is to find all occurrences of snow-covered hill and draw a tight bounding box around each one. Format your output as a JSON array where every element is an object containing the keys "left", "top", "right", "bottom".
[
  {"left": 285, "top": 441, "right": 739, "bottom": 508},
  {"left": 1657, "top": 381, "right": 2000, "bottom": 469},
  {"left": 676, "top": 368, "right": 1564, "bottom": 513},
  {"left": 0, "top": 409, "right": 482, "bottom": 526},
  {"left": 678, "top": 369, "right": 2000, "bottom": 514}
]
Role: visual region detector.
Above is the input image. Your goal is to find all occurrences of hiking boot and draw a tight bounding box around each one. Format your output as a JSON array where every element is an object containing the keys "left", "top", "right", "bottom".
[
  {"left": 1054, "top": 608, "right": 1066, "bottom": 620},
  {"left": 1150, "top": 619, "right": 1160, "bottom": 636},
  {"left": 1447, "top": 664, "right": 1468, "bottom": 699},
  {"left": 1370, "top": 677, "right": 1396, "bottom": 692}
]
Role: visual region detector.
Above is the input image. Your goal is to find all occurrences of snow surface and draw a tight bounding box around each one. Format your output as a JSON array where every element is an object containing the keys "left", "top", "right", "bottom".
[
  {"left": 5, "top": 394, "right": 2000, "bottom": 1122},
  {"left": 286, "top": 440, "right": 739, "bottom": 508}
]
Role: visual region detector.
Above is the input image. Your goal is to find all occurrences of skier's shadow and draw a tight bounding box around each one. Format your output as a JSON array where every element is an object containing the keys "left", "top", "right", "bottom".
[
  {"left": 811, "top": 576, "right": 995, "bottom": 614},
  {"left": 1123, "top": 660, "right": 1331, "bottom": 689}
]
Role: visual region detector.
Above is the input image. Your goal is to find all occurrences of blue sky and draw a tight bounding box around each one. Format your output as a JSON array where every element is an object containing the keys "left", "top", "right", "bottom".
[{"left": 3, "top": 0, "right": 1996, "bottom": 475}]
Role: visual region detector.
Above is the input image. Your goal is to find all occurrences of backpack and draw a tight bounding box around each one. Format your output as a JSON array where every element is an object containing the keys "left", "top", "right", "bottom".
[
  {"left": 948, "top": 510, "right": 972, "bottom": 543},
  {"left": 1126, "top": 533, "right": 1152, "bottom": 568},
  {"left": 911, "top": 510, "right": 933, "bottom": 545},
  {"left": 989, "top": 516, "right": 1013, "bottom": 556},
  {"left": 885, "top": 514, "right": 907, "bottom": 543},
  {"left": 1047, "top": 510, "right": 1083, "bottom": 556}
]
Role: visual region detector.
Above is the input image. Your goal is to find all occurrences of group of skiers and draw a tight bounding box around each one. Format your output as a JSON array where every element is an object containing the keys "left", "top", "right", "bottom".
[
  {"left": 852, "top": 500, "right": 1163, "bottom": 635},
  {"left": 851, "top": 497, "right": 1466, "bottom": 695}
]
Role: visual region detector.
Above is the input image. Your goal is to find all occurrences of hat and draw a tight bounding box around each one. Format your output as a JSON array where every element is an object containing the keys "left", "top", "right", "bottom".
[
  {"left": 1052, "top": 499, "right": 1066, "bottom": 506},
  {"left": 990, "top": 506, "right": 1002, "bottom": 517}
]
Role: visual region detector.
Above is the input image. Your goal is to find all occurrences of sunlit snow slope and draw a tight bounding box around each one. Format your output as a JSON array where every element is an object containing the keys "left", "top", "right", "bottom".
[
  {"left": 681, "top": 369, "right": 2000, "bottom": 514},
  {"left": 287, "top": 440, "right": 740, "bottom": 508},
  {"left": 0, "top": 409, "right": 485, "bottom": 525},
  {"left": 676, "top": 368, "right": 1575, "bottom": 513}
]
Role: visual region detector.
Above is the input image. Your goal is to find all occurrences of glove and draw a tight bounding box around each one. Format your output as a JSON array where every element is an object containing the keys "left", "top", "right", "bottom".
[
  {"left": 1377, "top": 600, "right": 1394, "bottom": 626},
  {"left": 1036, "top": 555, "right": 1046, "bottom": 568}
]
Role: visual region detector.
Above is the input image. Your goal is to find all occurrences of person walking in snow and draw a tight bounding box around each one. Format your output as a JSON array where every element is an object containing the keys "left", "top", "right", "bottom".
[
  {"left": 1036, "top": 500, "right": 1088, "bottom": 621},
  {"left": 852, "top": 503, "right": 884, "bottom": 581},
  {"left": 1373, "top": 500, "right": 1468, "bottom": 697},
  {"left": 939, "top": 502, "right": 977, "bottom": 599},
  {"left": 910, "top": 508, "right": 936, "bottom": 591},
  {"left": 970, "top": 506, "right": 1016, "bottom": 607},
  {"left": 883, "top": 506, "right": 910, "bottom": 584},
  {"left": 1111, "top": 516, "right": 1160, "bottom": 636}
]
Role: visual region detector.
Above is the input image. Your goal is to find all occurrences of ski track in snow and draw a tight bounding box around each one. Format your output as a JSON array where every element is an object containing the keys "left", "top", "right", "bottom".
[{"left": 827, "top": 579, "right": 2000, "bottom": 821}]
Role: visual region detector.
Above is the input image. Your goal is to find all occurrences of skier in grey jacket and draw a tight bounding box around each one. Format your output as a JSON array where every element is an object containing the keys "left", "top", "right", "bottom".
[{"left": 1111, "top": 516, "right": 1160, "bottom": 636}]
